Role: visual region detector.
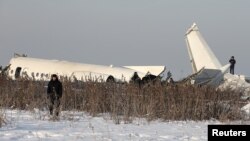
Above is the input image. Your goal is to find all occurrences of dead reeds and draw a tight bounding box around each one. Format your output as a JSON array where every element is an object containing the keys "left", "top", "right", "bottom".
[{"left": 0, "top": 75, "right": 246, "bottom": 122}]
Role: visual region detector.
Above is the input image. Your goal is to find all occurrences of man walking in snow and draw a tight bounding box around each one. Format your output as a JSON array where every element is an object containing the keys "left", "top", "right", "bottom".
[{"left": 47, "top": 74, "right": 63, "bottom": 117}]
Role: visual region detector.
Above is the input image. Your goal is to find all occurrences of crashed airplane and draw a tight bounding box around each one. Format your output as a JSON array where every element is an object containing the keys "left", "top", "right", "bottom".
[
  {"left": 2, "top": 54, "right": 166, "bottom": 82},
  {"left": 185, "top": 23, "right": 250, "bottom": 114},
  {"left": 185, "top": 23, "right": 250, "bottom": 86}
]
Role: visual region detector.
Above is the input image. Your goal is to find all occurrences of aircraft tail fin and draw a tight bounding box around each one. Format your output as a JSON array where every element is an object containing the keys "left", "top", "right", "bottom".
[{"left": 185, "top": 23, "right": 222, "bottom": 73}]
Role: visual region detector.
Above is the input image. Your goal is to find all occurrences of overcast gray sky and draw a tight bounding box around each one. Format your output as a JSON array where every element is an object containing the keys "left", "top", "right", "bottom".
[{"left": 0, "top": 0, "right": 249, "bottom": 79}]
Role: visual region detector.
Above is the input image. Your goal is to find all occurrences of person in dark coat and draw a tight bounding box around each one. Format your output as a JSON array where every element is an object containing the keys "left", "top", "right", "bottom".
[
  {"left": 130, "top": 72, "right": 141, "bottom": 84},
  {"left": 229, "top": 56, "right": 236, "bottom": 75},
  {"left": 47, "top": 74, "right": 63, "bottom": 116}
]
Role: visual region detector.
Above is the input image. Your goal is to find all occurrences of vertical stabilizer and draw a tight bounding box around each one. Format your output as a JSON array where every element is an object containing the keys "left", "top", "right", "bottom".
[{"left": 185, "top": 23, "right": 222, "bottom": 73}]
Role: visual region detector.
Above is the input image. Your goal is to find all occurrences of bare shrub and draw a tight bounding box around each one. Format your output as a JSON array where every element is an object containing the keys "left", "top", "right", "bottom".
[{"left": 0, "top": 74, "right": 246, "bottom": 122}]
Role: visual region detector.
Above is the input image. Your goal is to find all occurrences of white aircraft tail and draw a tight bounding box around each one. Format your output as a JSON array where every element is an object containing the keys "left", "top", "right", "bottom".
[
  {"left": 185, "top": 23, "right": 231, "bottom": 86},
  {"left": 185, "top": 23, "right": 250, "bottom": 115},
  {"left": 185, "top": 23, "right": 222, "bottom": 73}
]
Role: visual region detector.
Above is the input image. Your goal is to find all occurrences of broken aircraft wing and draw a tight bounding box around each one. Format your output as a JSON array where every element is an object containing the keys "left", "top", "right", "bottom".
[{"left": 123, "top": 66, "right": 166, "bottom": 76}]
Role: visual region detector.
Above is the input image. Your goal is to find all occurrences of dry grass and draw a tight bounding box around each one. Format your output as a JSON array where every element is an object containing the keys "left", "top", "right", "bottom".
[
  {"left": 0, "top": 108, "right": 6, "bottom": 127},
  {"left": 0, "top": 113, "right": 5, "bottom": 127},
  {"left": 0, "top": 74, "right": 246, "bottom": 123}
]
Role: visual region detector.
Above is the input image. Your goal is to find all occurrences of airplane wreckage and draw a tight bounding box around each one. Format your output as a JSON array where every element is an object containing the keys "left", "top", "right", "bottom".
[
  {"left": 0, "top": 23, "right": 249, "bottom": 86},
  {"left": 1, "top": 23, "right": 250, "bottom": 114}
]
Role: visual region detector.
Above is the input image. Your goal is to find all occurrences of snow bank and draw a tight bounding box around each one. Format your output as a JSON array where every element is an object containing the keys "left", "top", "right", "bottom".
[
  {"left": 220, "top": 74, "right": 250, "bottom": 98},
  {"left": 219, "top": 74, "right": 250, "bottom": 115}
]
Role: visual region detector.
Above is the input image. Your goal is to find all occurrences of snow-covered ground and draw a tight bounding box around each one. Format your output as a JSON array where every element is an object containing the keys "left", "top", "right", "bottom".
[
  {"left": 220, "top": 73, "right": 250, "bottom": 99},
  {"left": 0, "top": 109, "right": 249, "bottom": 141}
]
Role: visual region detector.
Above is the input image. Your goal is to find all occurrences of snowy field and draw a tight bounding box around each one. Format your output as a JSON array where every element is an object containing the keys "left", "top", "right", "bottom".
[{"left": 0, "top": 109, "right": 249, "bottom": 141}]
